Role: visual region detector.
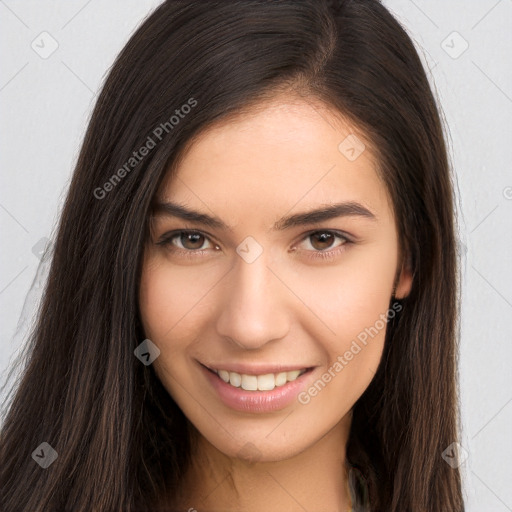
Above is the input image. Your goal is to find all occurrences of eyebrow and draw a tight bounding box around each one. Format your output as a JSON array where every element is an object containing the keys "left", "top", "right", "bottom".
[{"left": 152, "top": 200, "right": 377, "bottom": 231}]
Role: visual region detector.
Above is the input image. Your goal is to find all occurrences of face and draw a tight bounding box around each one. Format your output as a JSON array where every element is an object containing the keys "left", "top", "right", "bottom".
[{"left": 139, "top": 95, "right": 412, "bottom": 463}]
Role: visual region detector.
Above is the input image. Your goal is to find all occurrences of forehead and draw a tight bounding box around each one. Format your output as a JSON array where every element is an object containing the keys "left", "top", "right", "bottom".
[{"left": 157, "top": 97, "right": 392, "bottom": 224}]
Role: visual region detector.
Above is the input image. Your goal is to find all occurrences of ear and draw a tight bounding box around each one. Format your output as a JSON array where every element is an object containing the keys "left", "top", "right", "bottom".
[{"left": 393, "top": 253, "right": 413, "bottom": 299}]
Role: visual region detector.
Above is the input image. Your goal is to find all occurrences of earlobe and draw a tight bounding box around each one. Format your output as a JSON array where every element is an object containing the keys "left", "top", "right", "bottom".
[{"left": 393, "top": 254, "right": 413, "bottom": 299}]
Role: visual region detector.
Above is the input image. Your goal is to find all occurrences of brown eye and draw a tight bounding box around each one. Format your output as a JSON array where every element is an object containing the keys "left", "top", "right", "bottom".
[
  {"left": 156, "top": 230, "right": 215, "bottom": 253},
  {"left": 179, "top": 232, "right": 207, "bottom": 250},
  {"left": 295, "top": 230, "right": 352, "bottom": 262},
  {"left": 309, "top": 232, "right": 337, "bottom": 251}
]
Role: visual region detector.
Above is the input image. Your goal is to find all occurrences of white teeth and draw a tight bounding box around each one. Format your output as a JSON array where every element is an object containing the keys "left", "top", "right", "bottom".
[
  {"left": 275, "top": 372, "right": 288, "bottom": 387},
  {"left": 241, "top": 374, "right": 258, "bottom": 391},
  {"left": 218, "top": 370, "right": 230, "bottom": 383},
  {"left": 286, "top": 370, "right": 301, "bottom": 381},
  {"left": 214, "top": 368, "right": 307, "bottom": 390},
  {"left": 257, "top": 373, "right": 275, "bottom": 391},
  {"left": 229, "top": 372, "right": 241, "bottom": 387}
]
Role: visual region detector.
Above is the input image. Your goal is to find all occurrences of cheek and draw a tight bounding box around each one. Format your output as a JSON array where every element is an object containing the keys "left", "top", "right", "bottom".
[
  {"left": 288, "top": 244, "right": 397, "bottom": 407},
  {"left": 138, "top": 256, "right": 226, "bottom": 393},
  {"left": 139, "top": 261, "right": 194, "bottom": 393},
  {"left": 295, "top": 286, "right": 389, "bottom": 422},
  {"left": 139, "top": 257, "right": 220, "bottom": 341}
]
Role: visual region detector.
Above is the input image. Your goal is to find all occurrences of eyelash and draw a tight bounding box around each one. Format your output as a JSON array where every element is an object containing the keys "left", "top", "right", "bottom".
[{"left": 156, "top": 229, "right": 352, "bottom": 262}]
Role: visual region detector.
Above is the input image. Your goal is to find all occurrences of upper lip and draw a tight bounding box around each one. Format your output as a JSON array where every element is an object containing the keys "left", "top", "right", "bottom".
[{"left": 200, "top": 361, "right": 313, "bottom": 375}]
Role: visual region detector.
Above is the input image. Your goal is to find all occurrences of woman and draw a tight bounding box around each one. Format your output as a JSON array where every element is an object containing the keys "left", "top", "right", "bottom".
[{"left": 0, "top": 0, "right": 465, "bottom": 510}]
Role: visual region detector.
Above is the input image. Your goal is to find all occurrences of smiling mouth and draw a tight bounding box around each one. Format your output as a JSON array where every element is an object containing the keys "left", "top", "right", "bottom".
[{"left": 205, "top": 366, "right": 310, "bottom": 391}]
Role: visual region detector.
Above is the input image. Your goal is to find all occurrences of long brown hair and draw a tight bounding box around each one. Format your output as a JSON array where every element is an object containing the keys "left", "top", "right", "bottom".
[{"left": 0, "top": 1, "right": 464, "bottom": 510}]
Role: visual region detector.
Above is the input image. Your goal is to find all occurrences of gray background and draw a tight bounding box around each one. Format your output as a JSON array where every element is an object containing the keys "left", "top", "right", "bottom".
[{"left": 1, "top": 1, "right": 511, "bottom": 510}]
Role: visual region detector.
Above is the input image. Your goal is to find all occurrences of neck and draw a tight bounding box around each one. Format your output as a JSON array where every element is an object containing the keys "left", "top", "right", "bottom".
[{"left": 169, "top": 414, "right": 353, "bottom": 512}]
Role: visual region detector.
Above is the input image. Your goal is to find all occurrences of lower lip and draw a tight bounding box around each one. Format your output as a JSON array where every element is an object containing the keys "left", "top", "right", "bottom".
[{"left": 201, "top": 364, "right": 313, "bottom": 413}]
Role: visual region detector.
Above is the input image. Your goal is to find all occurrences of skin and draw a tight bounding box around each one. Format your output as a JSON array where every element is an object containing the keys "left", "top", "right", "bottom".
[{"left": 139, "top": 94, "right": 413, "bottom": 512}]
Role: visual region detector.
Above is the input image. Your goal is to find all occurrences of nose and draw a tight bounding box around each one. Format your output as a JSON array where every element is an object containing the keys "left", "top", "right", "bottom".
[{"left": 215, "top": 249, "right": 290, "bottom": 350}]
